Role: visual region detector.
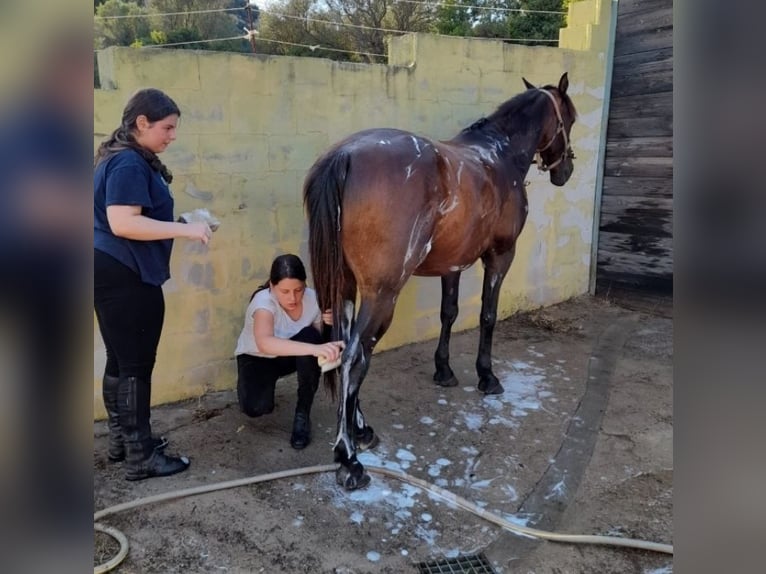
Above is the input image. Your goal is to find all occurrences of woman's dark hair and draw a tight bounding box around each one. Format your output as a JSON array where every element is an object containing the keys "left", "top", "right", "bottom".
[
  {"left": 250, "top": 254, "right": 307, "bottom": 301},
  {"left": 94, "top": 88, "right": 180, "bottom": 183}
]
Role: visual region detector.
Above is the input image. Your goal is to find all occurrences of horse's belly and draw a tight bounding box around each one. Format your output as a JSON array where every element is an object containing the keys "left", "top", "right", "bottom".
[{"left": 414, "top": 246, "right": 482, "bottom": 276}]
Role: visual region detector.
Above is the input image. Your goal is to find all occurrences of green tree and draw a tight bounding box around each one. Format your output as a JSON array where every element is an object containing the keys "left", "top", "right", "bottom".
[
  {"left": 144, "top": 0, "right": 249, "bottom": 51},
  {"left": 433, "top": 0, "right": 478, "bottom": 37},
  {"left": 507, "top": 0, "right": 569, "bottom": 45},
  {"left": 95, "top": 0, "right": 251, "bottom": 52},
  {"left": 258, "top": 0, "right": 355, "bottom": 61},
  {"left": 259, "top": 0, "right": 432, "bottom": 63},
  {"left": 432, "top": 0, "right": 573, "bottom": 44},
  {"left": 95, "top": 0, "right": 151, "bottom": 48}
]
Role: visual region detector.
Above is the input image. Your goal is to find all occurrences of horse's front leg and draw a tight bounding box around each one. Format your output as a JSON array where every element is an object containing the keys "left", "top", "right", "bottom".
[
  {"left": 476, "top": 250, "right": 514, "bottom": 394},
  {"left": 433, "top": 272, "right": 461, "bottom": 387}
]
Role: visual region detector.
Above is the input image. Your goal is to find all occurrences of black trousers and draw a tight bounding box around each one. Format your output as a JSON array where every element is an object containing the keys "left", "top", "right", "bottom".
[
  {"left": 93, "top": 249, "right": 164, "bottom": 379},
  {"left": 236, "top": 325, "right": 324, "bottom": 417}
]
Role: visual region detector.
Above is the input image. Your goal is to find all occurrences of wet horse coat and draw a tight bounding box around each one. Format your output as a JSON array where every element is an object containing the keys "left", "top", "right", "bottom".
[{"left": 304, "top": 74, "right": 577, "bottom": 490}]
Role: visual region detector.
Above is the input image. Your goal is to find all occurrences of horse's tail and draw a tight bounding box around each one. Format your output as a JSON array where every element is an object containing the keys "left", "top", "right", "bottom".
[{"left": 303, "top": 149, "right": 351, "bottom": 400}]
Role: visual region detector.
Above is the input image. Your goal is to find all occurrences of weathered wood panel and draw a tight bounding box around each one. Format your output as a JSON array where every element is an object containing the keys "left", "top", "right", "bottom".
[
  {"left": 599, "top": 196, "right": 674, "bottom": 235},
  {"left": 595, "top": 271, "right": 672, "bottom": 294},
  {"left": 597, "top": 249, "right": 673, "bottom": 278},
  {"left": 616, "top": 7, "right": 673, "bottom": 37},
  {"left": 614, "top": 27, "right": 672, "bottom": 57},
  {"left": 606, "top": 137, "right": 673, "bottom": 158},
  {"left": 596, "top": 0, "right": 673, "bottom": 296},
  {"left": 599, "top": 231, "right": 673, "bottom": 261},
  {"left": 613, "top": 56, "right": 672, "bottom": 81},
  {"left": 617, "top": 0, "right": 670, "bottom": 16},
  {"left": 598, "top": 213, "right": 672, "bottom": 238},
  {"left": 604, "top": 156, "right": 673, "bottom": 178},
  {"left": 608, "top": 92, "right": 673, "bottom": 120},
  {"left": 602, "top": 176, "right": 672, "bottom": 198},
  {"left": 612, "top": 46, "right": 673, "bottom": 69},
  {"left": 606, "top": 115, "right": 672, "bottom": 138},
  {"left": 609, "top": 68, "right": 672, "bottom": 97}
]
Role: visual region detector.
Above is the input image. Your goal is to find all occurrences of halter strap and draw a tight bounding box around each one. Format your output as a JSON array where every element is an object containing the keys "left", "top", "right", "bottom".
[{"left": 534, "top": 89, "right": 571, "bottom": 172}]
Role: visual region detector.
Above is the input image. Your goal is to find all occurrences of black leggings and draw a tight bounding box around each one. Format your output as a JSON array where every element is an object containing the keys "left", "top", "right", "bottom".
[
  {"left": 236, "top": 325, "right": 323, "bottom": 417},
  {"left": 94, "top": 249, "right": 164, "bottom": 379}
]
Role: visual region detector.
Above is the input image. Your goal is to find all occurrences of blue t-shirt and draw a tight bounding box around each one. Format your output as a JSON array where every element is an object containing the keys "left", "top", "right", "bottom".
[{"left": 94, "top": 149, "right": 174, "bottom": 286}]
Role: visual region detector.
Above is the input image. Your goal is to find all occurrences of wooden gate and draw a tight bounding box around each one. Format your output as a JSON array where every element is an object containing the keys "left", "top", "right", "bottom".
[{"left": 595, "top": 0, "right": 673, "bottom": 296}]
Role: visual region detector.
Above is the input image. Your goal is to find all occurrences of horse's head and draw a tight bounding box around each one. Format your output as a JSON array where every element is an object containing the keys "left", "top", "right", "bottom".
[{"left": 523, "top": 73, "right": 577, "bottom": 186}]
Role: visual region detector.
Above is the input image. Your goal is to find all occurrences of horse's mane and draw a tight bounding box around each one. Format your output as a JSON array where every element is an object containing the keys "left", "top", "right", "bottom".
[{"left": 459, "top": 85, "right": 577, "bottom": 140}]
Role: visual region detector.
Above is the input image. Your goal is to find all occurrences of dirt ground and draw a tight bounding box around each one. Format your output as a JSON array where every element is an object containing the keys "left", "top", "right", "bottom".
[{"left": 93, "top": 294, "right": 673, "bottom": 574}]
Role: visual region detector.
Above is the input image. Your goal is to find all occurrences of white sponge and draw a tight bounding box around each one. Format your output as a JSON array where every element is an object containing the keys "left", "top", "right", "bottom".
[
  {"left": 318, "top": 355, "right": 342, "bottom": 373},
  {"left": 178, "top": 208, "right": 221, "bottom": 231}
]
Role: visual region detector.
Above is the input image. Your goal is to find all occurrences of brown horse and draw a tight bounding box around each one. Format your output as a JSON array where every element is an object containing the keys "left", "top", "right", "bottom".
[{"left": 304, "top": 73, "right": 577, "bottom": 490}]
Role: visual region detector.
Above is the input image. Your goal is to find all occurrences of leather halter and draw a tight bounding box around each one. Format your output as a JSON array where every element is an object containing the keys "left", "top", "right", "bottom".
[{"left": 534, "top": 89, "right": 574, "bottom": 172}]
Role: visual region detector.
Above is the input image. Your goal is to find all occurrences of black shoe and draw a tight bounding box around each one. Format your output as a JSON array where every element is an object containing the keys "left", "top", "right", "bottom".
[
  {"left": 290, "top": 411, "right": 311, "bottom": 450},
  {"left": 125, "top": 450, "right": 190, "bottom": 481}
]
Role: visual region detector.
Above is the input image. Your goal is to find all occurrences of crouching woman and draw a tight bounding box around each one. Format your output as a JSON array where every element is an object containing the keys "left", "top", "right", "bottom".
[{"left": 234, "top": 254, "right": 342, "bottom": 449}]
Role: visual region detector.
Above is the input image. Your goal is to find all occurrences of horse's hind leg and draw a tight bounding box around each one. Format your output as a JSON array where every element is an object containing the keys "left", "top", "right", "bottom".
[
  {"left": 433, "top": 272, "right": 461, "bottom": 387},
  {"left": 353, "top": 400, "right": 379, "bottom": 451},
  {"left": 334, "top": 292, "right": 396, "bottom": 490},
  {"left": 476, "top": 249, "right": 515, "bottom": 395}
]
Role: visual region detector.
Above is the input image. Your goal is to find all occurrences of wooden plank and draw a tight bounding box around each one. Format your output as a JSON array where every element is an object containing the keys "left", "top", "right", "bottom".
[
  {"left": 598, "top": 231, "right": 673, "bottom": 259},
  {"left": 607, "top": 115, "right": 672, "bottom": 138},
  {"left": 599, "top": 211, "right": 672, "bottom": 238},
  {"left": 609, "top": 92, "right": 673, "bottom": 120},
  {"left": 610, "top": 69, "right": 673, "bottom": 98},
  {"left": 602, "top": 176, "right": 673, "bottom": 198},
  {"left": 615, "top": 27, "right": 673, "bottom": 56},
  {"left": 600, "top": 195, "right": 673, "bottom": 215},
  {"left": 604, "top": 156, "right": 673, "bottom": 178},
  {"left": 617, "top": 0, "right": 672, "bottom": 18},
  {"left": 606, "top": 136, "right": 673, "bottom": 158},
  {"left": 617, "top": 7, "right": 673, "bottom": 37},
  {"left": 597, "top": 248, "right": 673, "bottom": 276},
  {"left": 613, "top": 46, "right": 673, "bottom": 68},
  {"left": 595, "top": 273, "right": 673, "bottom": 296},
  {"left": 599, "top": 210, "right": 672, "bottom": 238},
  {"left": 613, "top": 56, "right": 673, "bottom": 82}
]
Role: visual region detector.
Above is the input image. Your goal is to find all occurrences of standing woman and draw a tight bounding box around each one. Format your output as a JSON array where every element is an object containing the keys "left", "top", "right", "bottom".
[
  {"left": 94, "top": 88, "right": 212, "bottom": 481},
  {"left": 235, "top": 254, "right": 343, "bottom": 449}
]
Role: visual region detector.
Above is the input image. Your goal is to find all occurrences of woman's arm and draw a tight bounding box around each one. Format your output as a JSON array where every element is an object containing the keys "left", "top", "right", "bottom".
[
  {"left": 107, "top": 205, "right": 211, "bottom": 243},
  {"left": 253, "top": 309, "right": 342, "bottom": 360}
]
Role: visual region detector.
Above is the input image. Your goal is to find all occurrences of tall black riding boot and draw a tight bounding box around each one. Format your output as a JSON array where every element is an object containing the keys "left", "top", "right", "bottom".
[
  {"left": 102, "top": 374, "right": 126, "bottom": 462},
  {"left": 118, "top": 376, "right": 189, "bottom": 481},
  {"left": 103, "top": 374, "right": 167, "bottom": 462},
  {"left": 290, "top": 360, "right": 320, "bottom": 450}
]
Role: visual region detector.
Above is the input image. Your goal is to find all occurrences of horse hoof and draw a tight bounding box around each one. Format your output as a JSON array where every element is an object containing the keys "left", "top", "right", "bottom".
[
  {"left": 335, "top": 466, "right": 372, "bottom": 491},
  {"left": 478, "top": 378, "right": 504, "bottom": 395},
  {"left": 433, "top": 373, "right": 459, "bottom": 387},
  {"left": 356, "top": 426, "right": 380, "bottom": 451}
]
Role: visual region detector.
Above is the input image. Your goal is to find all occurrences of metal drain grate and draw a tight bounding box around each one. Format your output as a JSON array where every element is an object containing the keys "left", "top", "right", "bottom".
[{"left": 415, "top": 553, "right": 497, "bottom": 574}]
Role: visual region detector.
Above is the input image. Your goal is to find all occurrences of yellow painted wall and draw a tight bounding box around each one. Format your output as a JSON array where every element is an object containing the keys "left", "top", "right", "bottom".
[{"left": 94, "top": 4, "right": 614, "bottom": 418}]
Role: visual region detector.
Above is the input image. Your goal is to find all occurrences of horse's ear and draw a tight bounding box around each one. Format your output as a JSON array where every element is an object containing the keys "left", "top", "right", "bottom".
[
  {"left": 522, "top": 77, "right": 536, "bottom": 90},
  {"left": 558, "top": 72, "right": 569, "bottom": 95}
]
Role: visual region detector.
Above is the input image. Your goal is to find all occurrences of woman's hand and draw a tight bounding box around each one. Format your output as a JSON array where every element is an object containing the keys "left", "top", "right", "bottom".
[
  {"left": 321, "top": 309, "right": 333, "bottom": 326},
  {"left": 314, "top": 341, "right": 344, "bottom": 363},
  {"left": 182, "top": 221, "right": 212, "bottom": 244}
]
